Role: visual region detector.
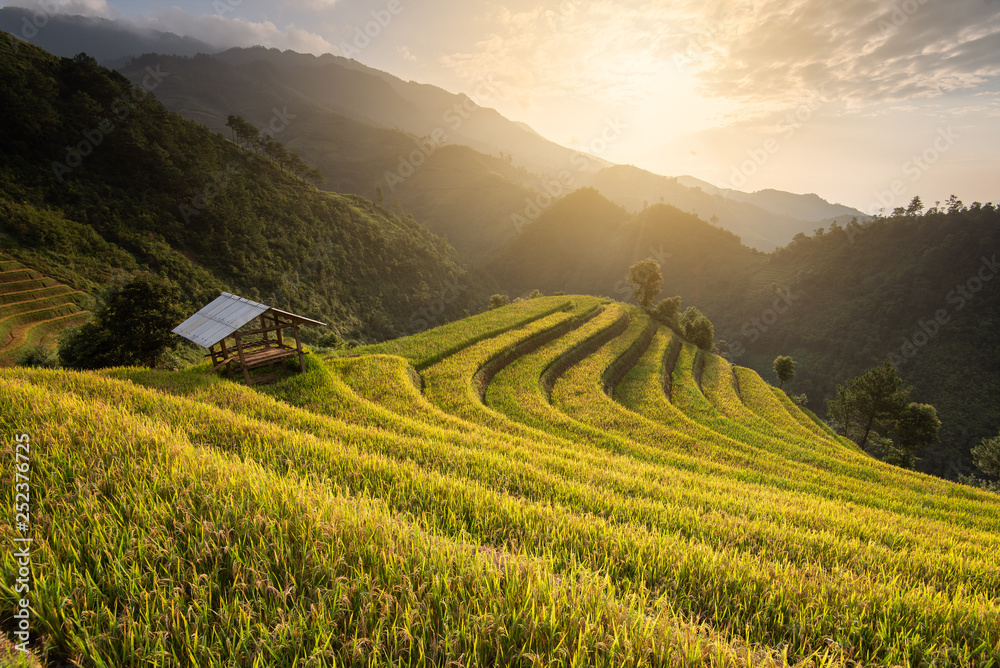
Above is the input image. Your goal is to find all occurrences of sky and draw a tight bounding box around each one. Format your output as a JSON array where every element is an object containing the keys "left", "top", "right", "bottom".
[{"left": 8, "top": 0, "right": 1000, "bottom": 213}]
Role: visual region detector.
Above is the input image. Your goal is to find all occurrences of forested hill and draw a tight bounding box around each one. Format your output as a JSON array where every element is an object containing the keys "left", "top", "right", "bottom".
[
  {"left": 490, "top": 188, "right": 763, "bottom": 300},
  {"left": 486, "top": 186, "right": 999, "bottom": 478},
  {"left": 0, "top": 33, "right": 488, "bottom": 341},
  {"left": 706, "top": 207, "right": 1000, "bottom": 477}
]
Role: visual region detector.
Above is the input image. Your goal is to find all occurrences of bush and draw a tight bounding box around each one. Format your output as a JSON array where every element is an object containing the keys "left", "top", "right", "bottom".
[
  {"left": 653, "top": 296, "right": 681, "bottom": 324},
  {"left": 972, "top": 430, "right": 1000, "bottom": 482},
  {"left": 59, "top": 273, "right": 187, "bottom": 369},
  {"left": 17, "top": 344, "right": 59, "bottom": 369},
  {"left": 529, "top": 289, "right": 543, "bottom": 299},
  {"left": 685, "top": 315, "right": 714, "bottom": 350},
  {"left": 488, "top": 292, "right": 510, "bottom": 310},
  {"left": 678, "top": 306, "right": 714, "bottom": 350}
]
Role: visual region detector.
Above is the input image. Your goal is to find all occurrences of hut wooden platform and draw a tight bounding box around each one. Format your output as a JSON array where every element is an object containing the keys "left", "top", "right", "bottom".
[{"left": 172, "top": 292, "right": 325, "bottom": 384}]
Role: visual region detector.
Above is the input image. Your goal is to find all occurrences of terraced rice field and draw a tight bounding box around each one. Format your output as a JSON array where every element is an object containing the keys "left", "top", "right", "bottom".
[
  {"left": 1, "top": 296, "right": 998, "bottom": 667},
  {"left": 0, "top": 256, "right": 90, "bottom": 365}
]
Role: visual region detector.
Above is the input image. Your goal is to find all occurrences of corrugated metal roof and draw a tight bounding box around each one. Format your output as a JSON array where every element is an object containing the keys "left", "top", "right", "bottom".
[
  {"left": 270, "top": 306, "right": 327, "bottom": 327},
  {"left": 172, "top": 292, "right": 270, "bottom": 348}
]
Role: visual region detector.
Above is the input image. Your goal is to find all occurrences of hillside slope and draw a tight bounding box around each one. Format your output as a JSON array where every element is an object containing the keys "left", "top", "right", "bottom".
[
  {"left": 704, "top": 208, "right": 1000, "bottom": 477},
  {"left": 2, "top": 297, "right": 997, "bottom": 666},
  {"left": 114, "top": 46, "right": 855, "bottom": 256},
  {"left": 0, "top": 254, "right": 91, "bottom": 364},
  {"left": 491, "top": 189, "right": 764, "bottom": 300},
  {"left": 0, "top": 34, "right": 487, "bottom": 341},
  {"left": 116, "top": 51, "right": 558, "bottom": 259}
]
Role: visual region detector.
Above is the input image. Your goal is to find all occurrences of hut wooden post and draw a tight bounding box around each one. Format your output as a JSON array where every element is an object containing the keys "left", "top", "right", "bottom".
[
  {"left": 294, "top": 323, "right": 305, "bottom": 372},
  {"left": 234, "top": 330, "right": 252, "bottom": 384},
  {"left": 219, "top": 338, "right": 234, "bottom": 378}
]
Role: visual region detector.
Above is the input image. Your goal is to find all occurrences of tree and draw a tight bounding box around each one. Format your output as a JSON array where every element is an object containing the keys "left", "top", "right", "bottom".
[
  {"left": 905, "top": 195, "right": 923, "bottom": 216},
  {"left": 625, "top": 258, "right": 662, "bottom": 308},
  {"left": 893, "top": 402, "right": 941, "bottom": 468},
  {"left": 972, "top": 430, "right": 1000, "bottom": 482},
  {"left": 679, "top": 306, "right": 701, "bottom": 331},
  {"left": 286, "top": 150, "right": 324, "bottom": 184},
  {"left": 684, "top": 314, "right": 714, "bottom": 350},
  {"left": 226, "top": 114, "right": 260, "bottom": 151},
  {"left": 528, "top": 289, "right": 543, "bottom": 299},
  {"left": 375, "top": 186, "right": 384, "bottom": 206},
  {"left": 59, "top": 273, "right": 187, "bottom": 369},
  {"left": 827, "top": 360, "right": 909, "bottom": 451},
  {"left": 653, "top": 296, "right": 681, "bottom": 324},
  {"left": 488, "top": 292, "right": 510, "bottom": 310},
  {"left": 773, "top": 355, "right": 796, "bottom": 389},
  {"left": 261, "top": 134, "right": 290, "bottom": 169}
]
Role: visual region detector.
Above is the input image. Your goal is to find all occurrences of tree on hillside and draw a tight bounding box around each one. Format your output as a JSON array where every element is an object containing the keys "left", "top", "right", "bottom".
[
  {"left": 827, "top": 361, "right": 941, "bottom": 468},
  {"left": 286, "top": 150, "right": 325, "bottom": 184},
  {"left": 626, "top": 258, "right": 662, "bottom": 308},
  {"left": 59, "top": 273, "right": 188, "bottom": 370},
  {"left": 773, "top": 356, "right": 796, "bottom": 389},
  {"left": 905, "top": 195, "right": 923, "bottom": 217},
  {"left": 893, "top": 403, "right": 941, "bottom": 469},
  {"left": 262, "top": 134, "right": 290, "bottom": 169},
  {"left": 226, "top": 114, "right": 261, "bottom": 151},
  {"left": 653, "top": 296, "right": 682, "bottom": 325},
  {"left": 679, "top": 306, "right": 701, "bottom": 331},
  {"left": 678, "top": 306, "right": 714, "bottom": 350},
  {"left": 488, "top": 292, "right": 510, "bottom": 310},
  {"left": 972, "top": 430, "right": 1000, "bottom": 482},
  {"left": 684, "top": 314, "right": 714, "bottom": 350},
  {"left": 827, "top": 360, "right": 909, "bottom": 451}
]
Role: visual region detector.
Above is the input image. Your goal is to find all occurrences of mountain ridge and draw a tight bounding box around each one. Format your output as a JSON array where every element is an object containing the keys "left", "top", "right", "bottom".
[{"left": 0, "top": 32, "right": 489, "bottom": 341}]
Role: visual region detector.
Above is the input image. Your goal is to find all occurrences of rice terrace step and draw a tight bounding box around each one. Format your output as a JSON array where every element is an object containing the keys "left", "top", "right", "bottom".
[
  {"left": 0, "top": 254, "right": 91, "bottom": 365},
  {"left": 2, "top": 296, "right": 998, "bottom": 666}
]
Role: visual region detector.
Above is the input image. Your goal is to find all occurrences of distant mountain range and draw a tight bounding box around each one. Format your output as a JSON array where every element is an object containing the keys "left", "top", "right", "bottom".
[
  {"left": 0, "top": 8, "right": 865, "bottom": 255},
  {"left": 0, "top": 7, "right": 217, "bottom": 67},
  {"left": 586, "top": 166, "right": 864, "bottom": 251},
  {"left": 115, "top": 45, "right": 867, "bottom": 254}
]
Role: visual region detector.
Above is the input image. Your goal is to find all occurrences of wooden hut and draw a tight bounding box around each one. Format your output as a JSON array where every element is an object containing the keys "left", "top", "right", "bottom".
[{"left": 172, "top": 292, "right": 325, "bottom": 384}]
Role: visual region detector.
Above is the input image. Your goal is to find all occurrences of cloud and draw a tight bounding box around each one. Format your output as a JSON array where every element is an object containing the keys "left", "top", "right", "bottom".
[
  {"left": 128, "top": 5, "right": 335, "bottom": 54},
  {"left": 4, "top": 0, "right": 115, "bottom": 18},
  {"left": 692, "top": 0, "right": 1000, "bottom": 107},
  {"left": 434, "top": 0, "right": 1000, "bottom": 128},
  {"left": 438, "top": 1, "right": 683, "bottom": 107}
]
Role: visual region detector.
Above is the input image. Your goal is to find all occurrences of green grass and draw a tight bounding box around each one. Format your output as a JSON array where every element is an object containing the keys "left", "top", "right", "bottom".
[{"left": 2, "top": 296, "right": 999, "bottom": 667}]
